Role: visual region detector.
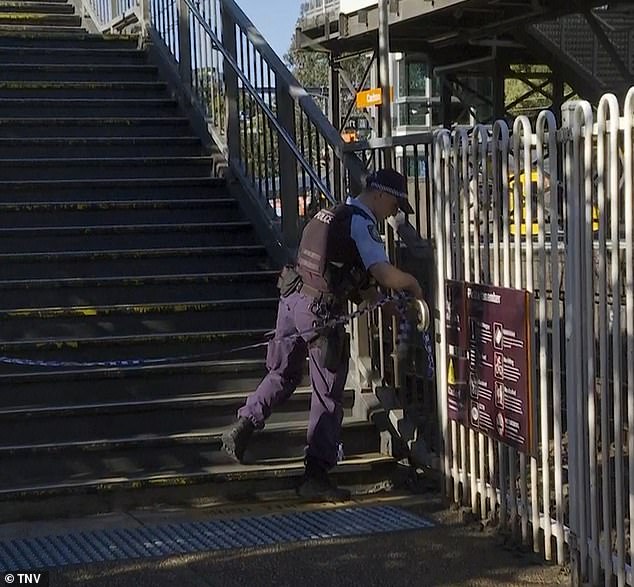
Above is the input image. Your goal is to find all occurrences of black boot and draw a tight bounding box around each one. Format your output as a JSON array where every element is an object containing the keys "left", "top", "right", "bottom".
[
  {"left": 221, "top": 417, "right": 254, "bottom": 463},
  {"left": 297, "top": 457, "right": 351, "bottom": 502}
]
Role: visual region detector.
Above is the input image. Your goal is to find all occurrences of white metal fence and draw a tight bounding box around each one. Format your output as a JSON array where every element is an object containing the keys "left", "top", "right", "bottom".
[{"left": 434, "top": 88, "right": 634, "bottom": 586}]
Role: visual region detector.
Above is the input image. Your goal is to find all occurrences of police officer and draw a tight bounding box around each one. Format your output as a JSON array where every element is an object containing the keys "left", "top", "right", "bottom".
[{"left": 222, "top": 168, "right": 423, "bottom": 501}]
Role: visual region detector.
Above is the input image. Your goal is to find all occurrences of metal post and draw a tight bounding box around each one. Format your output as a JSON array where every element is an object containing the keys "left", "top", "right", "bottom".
[
  {"left": 276, "top": 85, "right": 299, "bottom": 248},
  {"left": 563, "top": 100, "right": 587, "bottom": 583},
  {"left": 552, "top": 71, "right": 564, "bottom": 125},
  {"left": 138, "top": 0, "right": 150, "bottom": 46},
  {"left": 329, "top": 55, "right": 342, "bottom": 200},
  {"left": 221, "top": 4, "right": 240, "bottom": 166},
  {"left": 378, "top": 0, "right": 393, "bottom": 166},
  {"left": 441, "top": 77, "right": 452, "bottom": 129},
  {"left": 493, "top": 59, "right": 505, "bottom": 122},
  {"left": 177, "top": 0, "right": 192, "bottom": 86}
]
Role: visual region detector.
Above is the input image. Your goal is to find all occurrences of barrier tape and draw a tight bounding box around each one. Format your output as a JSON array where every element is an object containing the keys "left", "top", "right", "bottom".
[{"left": 0, "top": 293, "right": 433, "bottom": 372}]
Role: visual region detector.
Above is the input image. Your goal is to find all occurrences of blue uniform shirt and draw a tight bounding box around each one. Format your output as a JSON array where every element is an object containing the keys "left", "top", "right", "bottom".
[{"left": 346, "top": 196, "right": 389, "bottom": 270}]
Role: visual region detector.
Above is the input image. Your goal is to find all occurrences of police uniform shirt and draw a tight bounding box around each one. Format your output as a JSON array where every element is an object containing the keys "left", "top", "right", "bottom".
[{"left": 345, "top": 196, "right": 389, "bottom": 269}]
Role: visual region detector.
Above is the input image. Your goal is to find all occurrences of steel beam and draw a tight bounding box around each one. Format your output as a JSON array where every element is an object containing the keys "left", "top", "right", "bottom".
[
  {"left": 378, "top": 0, "right": 392, "bottom": 147},
  {"left": 583, "top": 9, "right": 633, "bottom": 83}
]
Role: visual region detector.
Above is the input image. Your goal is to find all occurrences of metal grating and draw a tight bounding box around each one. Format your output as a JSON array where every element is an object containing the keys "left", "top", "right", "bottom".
[{"left": 0, "top": 505, "right": 433, "bottom": 571}]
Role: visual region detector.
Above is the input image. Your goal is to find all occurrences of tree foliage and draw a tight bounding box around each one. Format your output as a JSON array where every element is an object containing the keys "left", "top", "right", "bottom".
[
  {"left": 505, "top": 64, "right": 575, "bottom": 118},
  {"left": 284, "top": 25, "right": 372, "bottom": 122},
  {"left": 284, "top": 39, "right": 330, "bottom": 91}
]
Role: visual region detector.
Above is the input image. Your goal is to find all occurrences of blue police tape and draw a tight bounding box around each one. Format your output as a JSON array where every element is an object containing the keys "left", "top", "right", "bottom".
[
  {"left": 0, "top": 339, "right": 271, "bottom": 369},
  {"left": 422, "top": 330, "right": 435, "bottom": 378},
  {"left": 0, "top": 293, "right": 431, "bottom": 370}
]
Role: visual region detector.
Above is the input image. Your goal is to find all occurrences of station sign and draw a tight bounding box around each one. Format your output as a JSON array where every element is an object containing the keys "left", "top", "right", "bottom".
[
  {"left": 355, "top": 86, "right": 393, "bottom": 108},
  {"left": 445, "top": 280, "right": 535, "bottom": 454}
]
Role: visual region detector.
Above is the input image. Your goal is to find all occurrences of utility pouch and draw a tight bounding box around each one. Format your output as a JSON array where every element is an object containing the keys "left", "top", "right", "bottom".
[
  {"left": 318, "top": 324, "right": 350, "bottom": 372},
  {"left": 277, "top": 265, "right": 302, "bottom": 298}
]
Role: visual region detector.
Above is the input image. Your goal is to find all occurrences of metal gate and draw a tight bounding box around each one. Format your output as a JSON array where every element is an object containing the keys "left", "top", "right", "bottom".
[{"left": 434, "top": 88, "right": 634, "bottom": 586}]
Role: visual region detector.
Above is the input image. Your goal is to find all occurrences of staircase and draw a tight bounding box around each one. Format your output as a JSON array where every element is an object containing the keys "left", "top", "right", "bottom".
[
  {"left": 527, "top": 4, "right": 634, "bottom": 101},
  {"left": 0, "top": 0, "right": 396, "bottom": 521}
]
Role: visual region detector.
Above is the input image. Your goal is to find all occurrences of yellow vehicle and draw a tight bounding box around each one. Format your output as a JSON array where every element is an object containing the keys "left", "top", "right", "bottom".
[{"left": 509, "top": 164, "right": 599, "bottom": 235}]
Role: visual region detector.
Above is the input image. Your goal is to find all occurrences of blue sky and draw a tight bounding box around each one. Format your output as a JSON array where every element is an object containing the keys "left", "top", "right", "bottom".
[{"left": 238, "top": 0, "right": 301, "bottom": 60}]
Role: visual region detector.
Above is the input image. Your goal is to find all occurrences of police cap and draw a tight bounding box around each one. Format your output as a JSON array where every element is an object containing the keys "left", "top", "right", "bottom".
[{"left": 366, "top": 168, "right": 414, "bottom": 215}]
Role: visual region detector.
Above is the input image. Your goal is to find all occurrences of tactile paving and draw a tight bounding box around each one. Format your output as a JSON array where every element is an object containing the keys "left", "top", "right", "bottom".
[{"left": 0, "top": 505, "right": 434, "bottom": 571}]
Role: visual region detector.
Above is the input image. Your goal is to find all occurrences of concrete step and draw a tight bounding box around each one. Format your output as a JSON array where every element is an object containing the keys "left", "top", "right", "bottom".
[
  {"left": 0, "top": 198, "right": 242, "bottom": 226},
  {"left": 0, "top": 33, "right": 136, "bottom": 48},
  {"left": 0, "top": 388, "right": 354, "bottom": 446},
  {"left": 0, "top": 177, "right": 228, "bottom": 200},
  {"left": 0, "top": 270, "right": 279, "bottom": 308},
  {"left": 0, "top": 23, "right": 83, "bottom": 33},
  {"left": 0, "top": 1, "right": 74, "bottom": 13},
  {"left": 0, "top": 418, "right": 380, "bottom": 484},
  {"left": 0, "top": 13, "right": 81, "bottom": 27},
  {"left": 0, "top": 454, "right": 400, "bottom": 526},
  {"left": 0, "top": 221, "right": 258, "bottom": 252},
  {"left": 0, "top": 244, "right": 273, "bottom": 279},
  {"left": 0, "top": 297, "right": 279, "bottom": 341},
  {"left": 0, "top": 116, "right": 193, "bottom": 138},
  {"left": 0, "top": 137, "right": 204, "bottom": 158},
  {"left": 0, "top": 326, "right": 271, "bottom": 361},
  {"left": 0, "top": 452, "right": 396, "bottom": 512},
  {"left": 0, "top": 383, "right": 323, "bottom": 417},
  {"left": 0, "top": 63, "right": 158, "bottom": 82},
  {"left": 0, "top": 156, "right": 212, "bottom": 180},
  {"left": 0, "top": 81, "right": 170, "bottom": 99},
  {"left": 0, "top": 97, "right": 178, "bottom": 117},
  {"left": 0, "top": 45, "right": 146, "bottom": 64}
]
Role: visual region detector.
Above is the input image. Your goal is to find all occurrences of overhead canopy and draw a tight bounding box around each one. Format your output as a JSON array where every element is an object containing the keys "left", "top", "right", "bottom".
[{"left": 297, "top": 0, "right": 612, "bottom": 66}]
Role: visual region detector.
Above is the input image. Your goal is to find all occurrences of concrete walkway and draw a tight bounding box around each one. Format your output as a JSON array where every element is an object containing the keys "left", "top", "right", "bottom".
[{"left": 0, "top": 493, "right": 568, "bottom": 587}]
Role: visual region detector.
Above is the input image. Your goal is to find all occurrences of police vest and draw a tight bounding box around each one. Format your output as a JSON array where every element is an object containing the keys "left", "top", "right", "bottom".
[{"left": 296, "top": 203, "right": 375, "bottom": 302}]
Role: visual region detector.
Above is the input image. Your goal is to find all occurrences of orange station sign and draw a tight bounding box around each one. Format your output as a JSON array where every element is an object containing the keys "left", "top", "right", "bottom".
[{"left": 355, "top": 86, "right": 393, "bottom": 108}]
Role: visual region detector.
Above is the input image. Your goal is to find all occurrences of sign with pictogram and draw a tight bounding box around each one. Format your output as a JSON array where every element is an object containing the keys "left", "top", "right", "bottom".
[{"left": 445, "top": 280, "right": 535, "bottom": 454}]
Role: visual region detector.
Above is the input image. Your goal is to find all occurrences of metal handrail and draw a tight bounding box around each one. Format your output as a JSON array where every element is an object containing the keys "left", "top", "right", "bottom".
[
  {"left": 183, "top": 0, "right": 336, "bottom": 205},
  {"left": 220, "top": 0, "right": 367, "bottom": 178},
  {"left": 343, "top": 132, "right": 434, "bottom": 152}
]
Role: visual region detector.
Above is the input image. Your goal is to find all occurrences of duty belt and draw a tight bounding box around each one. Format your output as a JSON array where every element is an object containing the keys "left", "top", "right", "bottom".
[{"left": 278, "top": 266, "right": 341, "bottom": 306}]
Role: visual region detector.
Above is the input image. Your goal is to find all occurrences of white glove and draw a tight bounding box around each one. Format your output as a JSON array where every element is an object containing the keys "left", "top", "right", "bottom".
[{"left": 387, "top": 210, "right": 406, "bottom": 233}]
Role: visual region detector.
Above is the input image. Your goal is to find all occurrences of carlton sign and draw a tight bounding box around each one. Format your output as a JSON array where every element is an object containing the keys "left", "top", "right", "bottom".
[{"left": 355, "top": 87, "right": 393, "bottom": 108}]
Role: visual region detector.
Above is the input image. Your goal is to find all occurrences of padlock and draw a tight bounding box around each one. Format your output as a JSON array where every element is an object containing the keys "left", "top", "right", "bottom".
[{"left": 414, "top": 299, "right": 431, "bottom": 332}]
